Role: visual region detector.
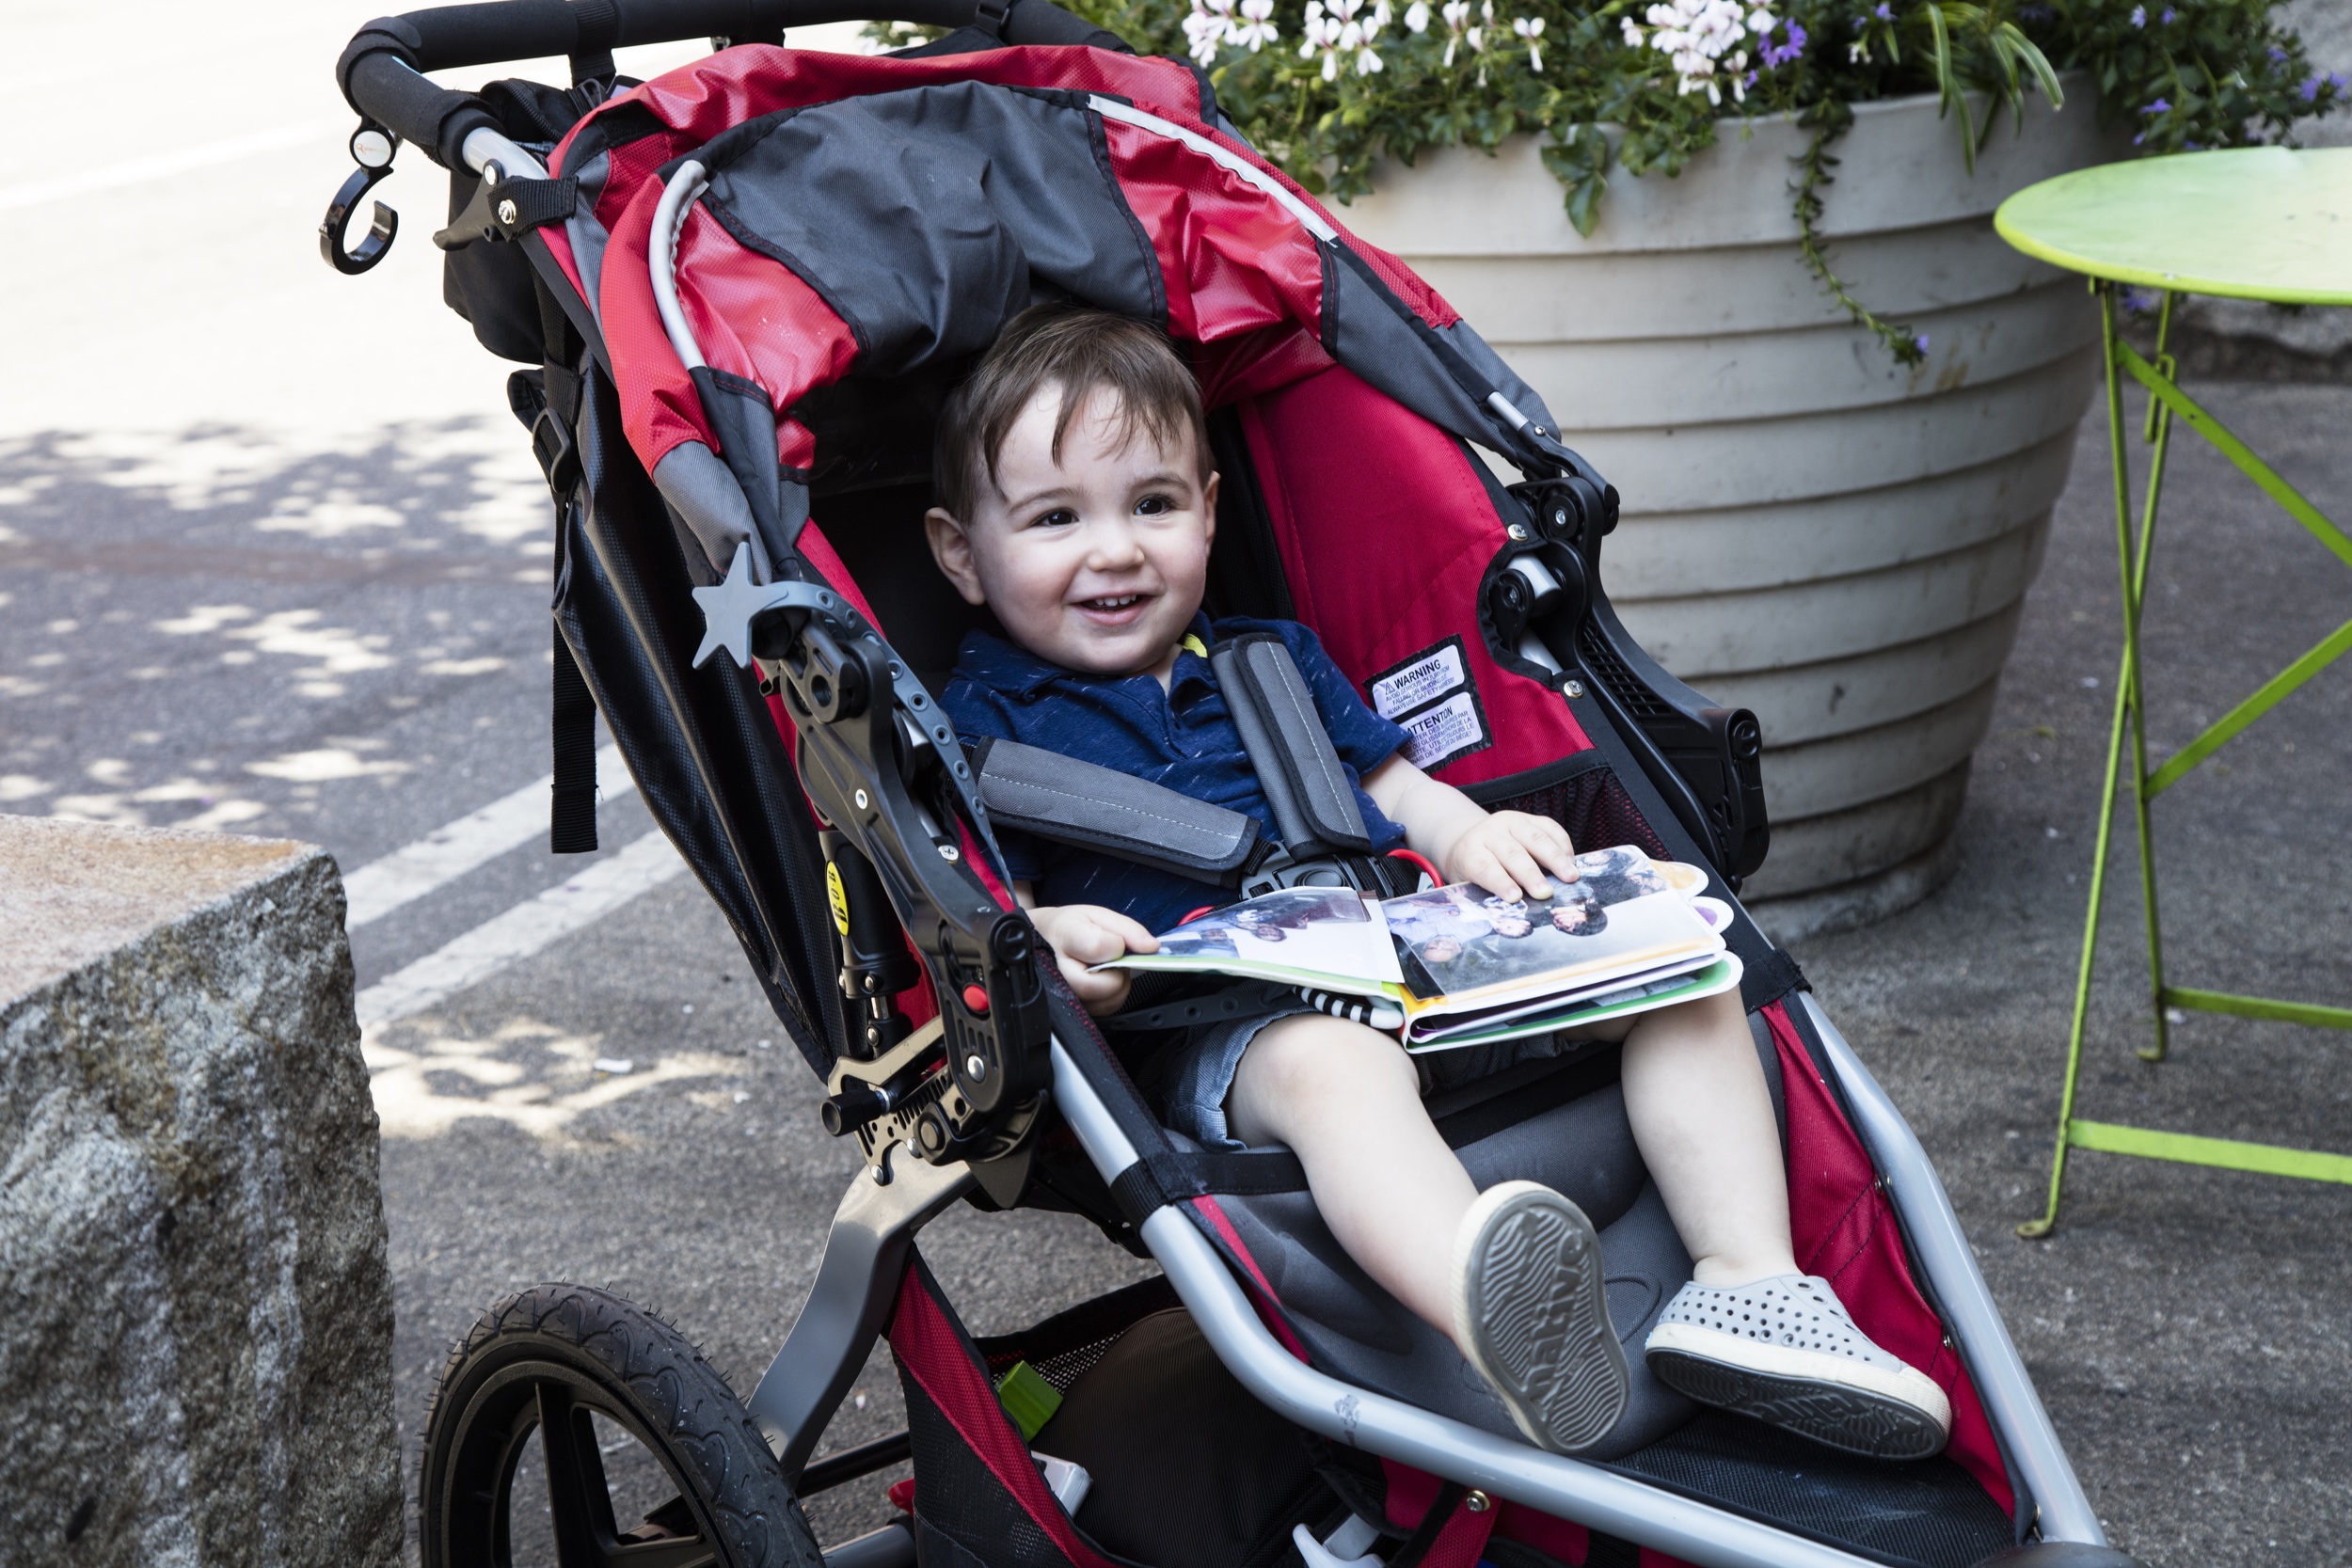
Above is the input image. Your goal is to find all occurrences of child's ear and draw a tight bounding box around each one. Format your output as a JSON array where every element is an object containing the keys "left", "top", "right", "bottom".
[
  {"left": 1200, "top": 470, "right": 1219, "bottom": 545},
  {"left": 925, "top": 507, "right": 989, "bottom": 607}
]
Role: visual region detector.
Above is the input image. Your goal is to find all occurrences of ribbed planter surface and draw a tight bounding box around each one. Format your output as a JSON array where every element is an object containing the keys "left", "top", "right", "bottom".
[{"left": 1342, "top": 82, "right": 2125, "bottom": 929}]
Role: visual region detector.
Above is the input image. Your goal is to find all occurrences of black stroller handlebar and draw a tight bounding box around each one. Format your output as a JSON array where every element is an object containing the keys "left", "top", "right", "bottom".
[{"left": 340, "top": 0, "right": 1121, "bottom": 169}]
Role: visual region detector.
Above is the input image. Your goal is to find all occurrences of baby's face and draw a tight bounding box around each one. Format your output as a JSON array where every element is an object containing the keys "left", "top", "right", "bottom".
[{"left": 929, "top": 383, "right": 1216, "bottom": 679}]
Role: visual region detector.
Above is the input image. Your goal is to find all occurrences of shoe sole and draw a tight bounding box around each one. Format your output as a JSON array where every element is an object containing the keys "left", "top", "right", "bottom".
[
  {"left": 1645, "top": 1327, "right": 1950, "bottom": 1462},
  {"left": 1454, "top": 1183, "right": 1628, "bottom": 1453}
]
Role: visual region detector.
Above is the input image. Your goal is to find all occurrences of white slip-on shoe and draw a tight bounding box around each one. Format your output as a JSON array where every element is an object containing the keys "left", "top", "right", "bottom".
[
  {"left": 1450, "top": 1181, "right": 1629, "bottom": 1454},
  {"left": 1644, "top": 1274, "right": 1953, "bottom": 1461}
]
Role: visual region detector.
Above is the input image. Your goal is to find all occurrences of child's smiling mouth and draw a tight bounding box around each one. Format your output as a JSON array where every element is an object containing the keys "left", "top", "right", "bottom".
[{"left": 1074, "top": 593, "right": 1153, "bottom": 625}]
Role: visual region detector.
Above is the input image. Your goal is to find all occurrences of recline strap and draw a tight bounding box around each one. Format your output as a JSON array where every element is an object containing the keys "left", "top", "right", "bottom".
[
  {"left": 974, "top": 738, "right": 1261, "bottom": 885},
  {"left": 1108, "top": 1148, "right": 1311, "bottom": 1226},
  {"left": 550, "top": 627, "right": 598, "bottom": 854},
  {"left": 1210, "top": 635, "right": 1372, "bottom": 857}
]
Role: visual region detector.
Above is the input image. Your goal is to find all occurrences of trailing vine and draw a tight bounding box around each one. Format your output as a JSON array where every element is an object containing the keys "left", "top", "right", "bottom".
[{"left": 1792, "top": 108, "right": 1928, "bottom": 368}]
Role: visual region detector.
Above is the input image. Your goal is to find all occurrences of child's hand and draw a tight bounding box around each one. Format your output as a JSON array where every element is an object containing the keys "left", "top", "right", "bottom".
[
  {"left": 1441, "top": 811, "right": 1580, "bottom": 901},
  {"left": 1027, "top": 904, "right": 1159, "bottom": 1016}
]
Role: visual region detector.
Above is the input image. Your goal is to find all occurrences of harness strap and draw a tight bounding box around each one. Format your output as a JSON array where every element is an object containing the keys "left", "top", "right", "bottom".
[
  {"left": 973, "top": 737, "right": 1262, "bottom": 885},
  {"left": 1210, "top": 634, "right": 1373, "bottom": 859}
]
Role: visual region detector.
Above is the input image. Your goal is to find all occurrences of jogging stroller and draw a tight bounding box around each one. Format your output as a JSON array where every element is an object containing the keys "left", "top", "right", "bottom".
[{"left": 326, "top": 6, "right": 2137, "bottom": 1565}]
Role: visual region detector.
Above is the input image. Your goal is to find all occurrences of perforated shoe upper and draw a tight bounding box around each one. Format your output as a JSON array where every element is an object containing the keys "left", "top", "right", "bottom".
[{"left": 1650, "top": 1274, "right": 1911, "bottom": 1374}]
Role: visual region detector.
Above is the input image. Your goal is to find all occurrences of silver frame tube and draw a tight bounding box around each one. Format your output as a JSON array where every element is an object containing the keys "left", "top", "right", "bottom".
[
  {"left": 1798, "top": 994, "right": 2103, "bottom": 1545},
  {"left": 1051, "top": 1040, "right": 1896, "bottom": 1568},
  {"left": 649, "top": 160, "right": 712, "bottom": 371}
]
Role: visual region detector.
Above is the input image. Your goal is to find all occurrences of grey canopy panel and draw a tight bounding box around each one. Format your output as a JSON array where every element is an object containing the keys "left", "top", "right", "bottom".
[{"left": 699, "top": 82, "right": 1166, "bottom": 380}]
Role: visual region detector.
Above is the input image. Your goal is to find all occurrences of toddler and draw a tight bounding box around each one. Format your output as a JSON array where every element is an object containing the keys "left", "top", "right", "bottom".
[{"left": 927, "top": 305, "right": 1951, "bottom": 1460}]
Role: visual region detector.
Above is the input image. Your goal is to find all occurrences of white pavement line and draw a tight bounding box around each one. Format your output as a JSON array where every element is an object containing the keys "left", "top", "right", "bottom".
[
  {"left": 356, "top": 829, "right": 686, "bottom": 1030},
  {"left": 342, "top": 743, "right": 630, "bottom": 929},
  {"left": 0, "top": 123, "right": 329, "bottom": 213}
]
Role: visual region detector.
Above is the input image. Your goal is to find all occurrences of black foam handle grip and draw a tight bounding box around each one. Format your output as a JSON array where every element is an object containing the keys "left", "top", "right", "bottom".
[{"left": 340, "top": 0, "right": 1122, "bottom": 166}]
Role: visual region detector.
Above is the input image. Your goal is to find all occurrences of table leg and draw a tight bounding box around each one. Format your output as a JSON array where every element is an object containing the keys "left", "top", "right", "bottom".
[
  {"left": 2125, "top": 293, "right": 2178, "bottom": 1064},
  {"left": 2021, "top": 284, "right": 2153, "bottom": 1241}
]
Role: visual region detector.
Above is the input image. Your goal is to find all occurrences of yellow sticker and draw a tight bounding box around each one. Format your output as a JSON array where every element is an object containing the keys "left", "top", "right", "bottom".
[
  {"left": 1180, "top": 631, "right": 1209, "bottom": 658},
  {"left": 826, "top": 861, "right": 850, "bottom": 935}
]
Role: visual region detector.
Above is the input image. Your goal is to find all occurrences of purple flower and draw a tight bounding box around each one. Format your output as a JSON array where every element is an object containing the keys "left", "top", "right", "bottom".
[
  {"left": 2132, "top": 132, "right": 2145, "bottom": 144},
  {"left": 1873, "top": 2, "right": 1891, "bottom": 17},
  {"left": 2143, "top": 98, "right": 2169, "bottom": 113},
  {"left": 1760, "top": 19, "right": 1806, "bottom": 66},
  {"left": 2302, "top": 75, "right": 2323, "bottom": 102},
  {"left": 2129, "top": 5, "right": 2144, "bottom": 24},
  {"left": 2159, "top": 6, "right": 2174, "bottom": 21},
  {"left": 2183, "top": 139, "right": 2201, "bottom": 150},
  {"left": 1914, "top": 334, "right": 1931, "bottom": 353},
  {"left": 2268, "top": 46, "right": 2287, "bottom": 63},
  {"left": 2333, "top": 72, "right": 2350, "bottom": 91}
]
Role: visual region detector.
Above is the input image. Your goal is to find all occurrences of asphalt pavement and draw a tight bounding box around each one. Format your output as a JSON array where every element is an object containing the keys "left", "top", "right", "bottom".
[{"left": 3, "top": 10, "right": 2348, "bottom": 1562}]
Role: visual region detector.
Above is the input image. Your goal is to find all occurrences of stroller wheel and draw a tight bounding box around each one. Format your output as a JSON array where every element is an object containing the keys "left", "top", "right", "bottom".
[{"left": 420, "top": 1282, "right": 822, "bottom": 1568}]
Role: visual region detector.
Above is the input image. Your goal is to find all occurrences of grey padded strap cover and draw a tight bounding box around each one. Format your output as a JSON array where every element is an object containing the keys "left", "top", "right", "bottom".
[
  {"left": 974, "top": 738, "right": 1261, "bottom": 885},
  {"left": 1210, "top": 635, "right": 1373, "bottom": 856}
]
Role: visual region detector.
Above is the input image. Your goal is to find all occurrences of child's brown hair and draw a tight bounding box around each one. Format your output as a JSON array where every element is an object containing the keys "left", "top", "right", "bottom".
[{"left": 932, "top": 303, "right": 1211, "bottom": 521}]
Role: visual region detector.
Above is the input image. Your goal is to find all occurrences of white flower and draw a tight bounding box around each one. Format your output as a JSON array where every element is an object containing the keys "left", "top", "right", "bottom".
[
  {"left": 1634, "top": 0, "right": 1767, "bottom": 102},
  {"left": 1621, "top": 15, "right": 1645, "bottom": 46},
  {"left": 1848, "top": 39, "right": 1866, "bottom": 60},
  {"left": 1439, "top": 0, "right": 1471, "bottom": 62},
  {"left": 1234, "top": 0, "right": 1279, "bottom": 50},
  {"left": 1513, "top": 14, "right": 1544, "bottom": 71},
  {"left": 1406, "top": 1, "right": 1431, "bottom": 31}
]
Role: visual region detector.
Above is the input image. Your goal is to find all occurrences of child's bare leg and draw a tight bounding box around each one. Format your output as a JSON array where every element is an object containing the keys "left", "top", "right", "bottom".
[
  {"left": 1227, "top": 1013, "right": 1474, "bottom": 1335},
  {"left": 1229, "top": 1011, "right": 1630, "bottom": 1453},
  {"left": 1620, "top": 989, "right": 1952, "bottom": 1458},
  {"left": 1617, "top": 987, "right": 1799, "bottom": 1287}
]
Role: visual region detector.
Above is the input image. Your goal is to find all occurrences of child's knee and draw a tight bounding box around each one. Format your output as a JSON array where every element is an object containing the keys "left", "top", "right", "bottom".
[{"left": 1241, "top": 1012, "right": 1417, "bottom": 1102}]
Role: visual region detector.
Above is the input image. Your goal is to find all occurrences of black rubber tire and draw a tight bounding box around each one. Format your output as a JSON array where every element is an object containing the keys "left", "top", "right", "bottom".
[{"left": 420, "top": 1282, "right": 824, "bottom": 1568}]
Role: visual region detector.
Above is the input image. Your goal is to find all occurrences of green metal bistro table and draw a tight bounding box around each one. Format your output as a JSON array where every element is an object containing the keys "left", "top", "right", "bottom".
[{"left": 1994, "top": 146, "right": 2352, "bottom": 1237}]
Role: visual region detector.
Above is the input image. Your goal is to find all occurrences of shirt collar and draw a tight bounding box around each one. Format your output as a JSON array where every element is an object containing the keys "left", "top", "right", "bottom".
[{"left": 954, "top": 612, "right": 1217, "bottom": 698}]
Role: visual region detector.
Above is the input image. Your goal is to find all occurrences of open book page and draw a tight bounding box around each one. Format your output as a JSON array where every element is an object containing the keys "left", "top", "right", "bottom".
[
  {"left": 1100, "top": 885, "right": 1403, "bottom": 997},
  {"left": 1386, "top": 846, "right": 1723, "bottom": 1016}
]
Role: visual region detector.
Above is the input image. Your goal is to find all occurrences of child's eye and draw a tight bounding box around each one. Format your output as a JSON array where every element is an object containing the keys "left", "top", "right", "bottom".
[
  {"left": 1135, "top": 493, "right": 1175, "bottom": 517},
  {"left": 1027, "top": 508, "right": 1078, "bottom": 531}
]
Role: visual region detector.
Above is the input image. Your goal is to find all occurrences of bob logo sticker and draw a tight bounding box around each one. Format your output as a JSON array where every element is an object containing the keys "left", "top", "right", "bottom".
[{"left": 1367, "top": 636, "right": 1491, "bottom": 773}]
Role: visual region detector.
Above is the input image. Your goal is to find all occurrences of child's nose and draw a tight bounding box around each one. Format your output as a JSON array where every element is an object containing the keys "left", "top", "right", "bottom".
[{"left": 1086, "top": 517, "right": 1148, "bottom": 567}]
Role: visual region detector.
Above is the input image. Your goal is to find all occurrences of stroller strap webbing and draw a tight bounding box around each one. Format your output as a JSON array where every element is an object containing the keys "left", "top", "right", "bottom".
[
  {"left": 550, "top": 626, "right": 599, "bottom": 853},
  {"left": 532, "top": 277, "right": 597, "bottom": 854},
  {"left": 1209, "top": 635, "right": 1375, "bottom": 859}
]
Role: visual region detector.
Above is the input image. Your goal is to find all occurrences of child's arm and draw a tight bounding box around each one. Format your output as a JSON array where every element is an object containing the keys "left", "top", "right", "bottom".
[
  {"left": 1362, "top": 753, "right": 1580, "bottom": 900},
  {"left": 1016, "top": 881, "right": 1159, "bottom": 1017}
]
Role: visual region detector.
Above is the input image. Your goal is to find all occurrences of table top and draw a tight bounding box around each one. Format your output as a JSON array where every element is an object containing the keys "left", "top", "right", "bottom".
[{"left": 1995, "top": 146, "right": 2352, "bottom": 306}]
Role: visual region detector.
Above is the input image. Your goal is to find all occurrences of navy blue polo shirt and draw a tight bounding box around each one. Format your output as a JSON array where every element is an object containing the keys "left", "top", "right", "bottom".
[{"left": 943, "top": 614, "right": 1411, "bottom": 933}]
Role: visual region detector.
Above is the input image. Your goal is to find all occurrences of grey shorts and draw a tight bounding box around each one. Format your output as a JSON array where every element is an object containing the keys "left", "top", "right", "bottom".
[{"left": 1146, "top": 993, "right": 1583, "bottom": 1151}]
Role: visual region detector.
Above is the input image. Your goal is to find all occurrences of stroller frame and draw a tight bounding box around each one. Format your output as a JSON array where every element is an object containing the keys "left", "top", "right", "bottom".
[
  {"left": 743, "top": 1013, "right": 2101, "bottom": 1568},
  {"left": 327, "top": 6, "right": 2137, "bottom": 1564}
]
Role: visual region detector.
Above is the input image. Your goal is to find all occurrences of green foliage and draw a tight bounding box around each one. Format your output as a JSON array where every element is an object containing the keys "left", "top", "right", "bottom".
[
  {"left": 1028, "top": 0, "right": 2338, "bottom": 359},
  {"left": 1073, "top": 0, "right": 2341, "bottom": 219}
]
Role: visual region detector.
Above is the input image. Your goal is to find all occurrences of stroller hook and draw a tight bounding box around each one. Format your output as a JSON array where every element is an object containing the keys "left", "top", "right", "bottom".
[{"left": 321, "top": 123, "right": 399, "bottom": 276}]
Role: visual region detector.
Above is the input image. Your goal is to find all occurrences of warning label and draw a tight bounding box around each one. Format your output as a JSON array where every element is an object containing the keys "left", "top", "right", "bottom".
[
  {"left": 1370, "top": 641, "right": 1468, "bottom": 720},
  {"left": 1397, "top": 690, "right": 1487, "bottom": 771}
]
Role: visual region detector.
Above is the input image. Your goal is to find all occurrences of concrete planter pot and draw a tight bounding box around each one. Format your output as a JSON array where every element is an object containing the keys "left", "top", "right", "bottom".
[{"left": 1341, "top": 79, "right": 2126, "bottom": 935}]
